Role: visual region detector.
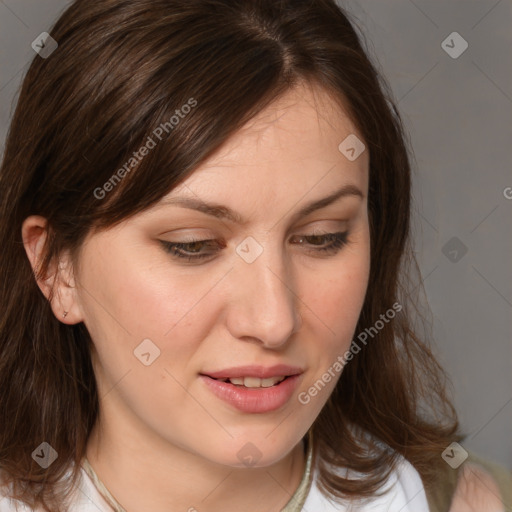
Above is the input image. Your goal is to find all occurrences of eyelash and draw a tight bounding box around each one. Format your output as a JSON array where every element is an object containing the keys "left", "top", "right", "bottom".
[{"left": 159, "top": 231, "right": 350, "bottom": 262}]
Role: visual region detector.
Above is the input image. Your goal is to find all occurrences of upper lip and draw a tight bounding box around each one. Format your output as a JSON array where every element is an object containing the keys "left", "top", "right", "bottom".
[{"left": 201, "top": 364, "right": 303, "bottom": 379}]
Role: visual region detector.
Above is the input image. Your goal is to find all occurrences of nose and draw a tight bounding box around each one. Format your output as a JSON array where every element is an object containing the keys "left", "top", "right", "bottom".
[{"left": 226, "top": 240, "right": 302, "bottom": 349}]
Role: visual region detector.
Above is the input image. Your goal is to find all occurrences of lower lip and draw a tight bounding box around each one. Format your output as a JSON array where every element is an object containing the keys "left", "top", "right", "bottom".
[{"left": 199, "top": 374, "right": 302, "bottom": 413}]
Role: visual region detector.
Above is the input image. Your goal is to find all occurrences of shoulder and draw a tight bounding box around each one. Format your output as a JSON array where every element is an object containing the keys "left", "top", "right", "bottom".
[
  {"left": 449, "top": 462, "right": 506, "bottom": 512},
  {"left": 0, "top": 477, "right": 31, "bottom": 512},
  {"left": 302, "top": 452, "right": 430, "bottom": 511},
  {"left": 0, "top": 471, "right": 24, "bottom": 512},
  {"left": 0, "top": 463, "right": 112, "bottom": 512}
]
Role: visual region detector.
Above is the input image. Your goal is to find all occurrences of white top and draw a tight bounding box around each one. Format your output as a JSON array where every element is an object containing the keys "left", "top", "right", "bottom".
[
  {"left": 302, "top": 455, "right": 430, "bottom": 511},
  {"left": 0, "top": 454, "right": 429, "bottom": 511}
]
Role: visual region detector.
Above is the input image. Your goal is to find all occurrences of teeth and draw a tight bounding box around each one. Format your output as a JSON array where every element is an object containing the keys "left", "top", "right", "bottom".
[
  {"left": 227, "top": 376, "right": 286, "bottom": 387},
  {"left": 243, "top": 377, "right": 262, "bottom": 388},
  {"left": 260, "top": 376, "right": 285, "bottom": 388}
]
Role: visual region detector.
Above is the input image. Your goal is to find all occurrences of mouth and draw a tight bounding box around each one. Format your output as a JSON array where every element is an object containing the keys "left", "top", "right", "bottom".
[
  {"left": 198, "top": 365, "right": 304, "bottom": 413},
  {"left": 209, "top": 375, "right": 288, "bottom": 388}
]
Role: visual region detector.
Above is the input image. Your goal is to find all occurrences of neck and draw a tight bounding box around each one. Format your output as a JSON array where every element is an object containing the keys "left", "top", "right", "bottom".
[{"left": 85, "top": 408, "right": 306, "bottom": 512}]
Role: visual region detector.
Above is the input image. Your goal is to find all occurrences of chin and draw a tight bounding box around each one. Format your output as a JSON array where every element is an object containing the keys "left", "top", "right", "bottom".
[{"left": 200, "top": 435, "right": 302, "bottom": 469}]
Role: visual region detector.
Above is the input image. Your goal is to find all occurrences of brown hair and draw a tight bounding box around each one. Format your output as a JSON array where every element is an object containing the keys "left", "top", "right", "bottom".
[{"left": 0, "top": 0, "right": 460, "bottom": 509}]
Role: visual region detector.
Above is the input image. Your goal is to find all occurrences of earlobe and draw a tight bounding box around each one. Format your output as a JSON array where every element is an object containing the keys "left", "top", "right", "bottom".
[
  {"left": 54, "top": 257, "right": 82, "bottom": 324},
  {"left": 21, "top": 215, "right": 83, "bottom": 324}
]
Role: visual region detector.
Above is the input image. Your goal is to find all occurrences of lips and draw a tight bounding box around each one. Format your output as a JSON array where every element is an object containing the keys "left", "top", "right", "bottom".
[
  {"left": 201, "top": 364, "right": 303, "bottom": 380},
  {"left": 199, "top": 364, "right": 304, "bottom": 412},
  {"left": 199, "top": 371, "right": 303, "bottom": 413}
]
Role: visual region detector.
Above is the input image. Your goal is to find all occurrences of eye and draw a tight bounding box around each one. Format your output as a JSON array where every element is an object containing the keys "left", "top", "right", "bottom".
[
  {"left": 159, "top": 238, "right": 223, "bottom": 262},
  {"left": 289, "top": 231, "right": 349, "bottom": 255},
  {"left": 159, "top": 231, "right": 350, "bottom": 262}
]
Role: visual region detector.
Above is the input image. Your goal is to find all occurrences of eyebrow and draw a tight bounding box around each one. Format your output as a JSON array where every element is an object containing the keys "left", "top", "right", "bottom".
[{"left": 159, "top": 184, "right": 364, "bottom": 224}]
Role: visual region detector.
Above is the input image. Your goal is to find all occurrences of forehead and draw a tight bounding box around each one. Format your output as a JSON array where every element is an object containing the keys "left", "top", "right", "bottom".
[
  {"left": 170, "top": 81, "right": 368, "bottom": 197},
  {"left": 211, "top": 81, "right": 363, "bottom": 162}
]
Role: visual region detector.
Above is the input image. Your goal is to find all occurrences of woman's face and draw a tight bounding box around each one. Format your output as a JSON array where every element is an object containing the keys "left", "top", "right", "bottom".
[{"left": 71, "top": 82, "right": 370, "bottom": 467}]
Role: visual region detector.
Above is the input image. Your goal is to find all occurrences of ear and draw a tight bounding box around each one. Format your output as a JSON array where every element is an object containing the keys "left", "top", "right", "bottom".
[{"left": 21, "top": 215, "right": 84, "bottom": 324}]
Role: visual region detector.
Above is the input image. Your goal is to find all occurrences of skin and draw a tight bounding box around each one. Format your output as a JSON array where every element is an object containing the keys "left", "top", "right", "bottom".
[
  {"left": 23, "top": 80, "right": 369, "bottom": 511},
  {"left": 449, "top": 463, "right": 505, "bottom": 512}
]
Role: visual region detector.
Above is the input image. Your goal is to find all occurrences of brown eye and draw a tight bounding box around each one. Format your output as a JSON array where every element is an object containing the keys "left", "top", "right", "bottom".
[
  {"left": 289, "top": 231, "right": 349, "bottom": 255},
  {"left": 159, "top": 239, "right": 223, "bottom": 261}
]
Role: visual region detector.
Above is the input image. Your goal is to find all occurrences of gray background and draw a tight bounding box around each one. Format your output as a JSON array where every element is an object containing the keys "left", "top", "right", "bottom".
[{"left": 1, "top": 0, "right": 511, "bottom": 470}]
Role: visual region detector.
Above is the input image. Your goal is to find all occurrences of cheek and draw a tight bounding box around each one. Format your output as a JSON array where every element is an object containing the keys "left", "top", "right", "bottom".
[
  {"left": 295, "top": 253, "right": 369, "bottom": 411},
  {"left": 77, "top": 245, "right": 225, "bottom": 376},
  {"left": 76, "top": 249, "right": 219, "bottom": 426},
  {"left": 302, "top": 241, "right": 370, "bottom": 360}
]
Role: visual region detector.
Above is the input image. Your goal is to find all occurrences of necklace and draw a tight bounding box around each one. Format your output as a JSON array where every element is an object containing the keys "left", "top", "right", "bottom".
[{"left": 81, "top": 433, "right": 314, "bottom": 512}]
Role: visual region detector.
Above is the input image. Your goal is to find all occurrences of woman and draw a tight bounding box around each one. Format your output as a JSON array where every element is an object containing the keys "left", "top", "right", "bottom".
[{"left": 0, "top": 0, "right": 509, "bottom": 511}]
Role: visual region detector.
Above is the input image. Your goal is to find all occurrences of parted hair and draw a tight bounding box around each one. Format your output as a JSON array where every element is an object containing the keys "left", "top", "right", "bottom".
[{"left": 0, "top": 0, "right": 460, "bottom": 509}]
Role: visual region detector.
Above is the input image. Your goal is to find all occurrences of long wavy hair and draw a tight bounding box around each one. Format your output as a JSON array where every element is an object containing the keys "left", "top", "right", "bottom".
[{"left": 0, "top": 0, "right": 460, "bottom": 509}]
